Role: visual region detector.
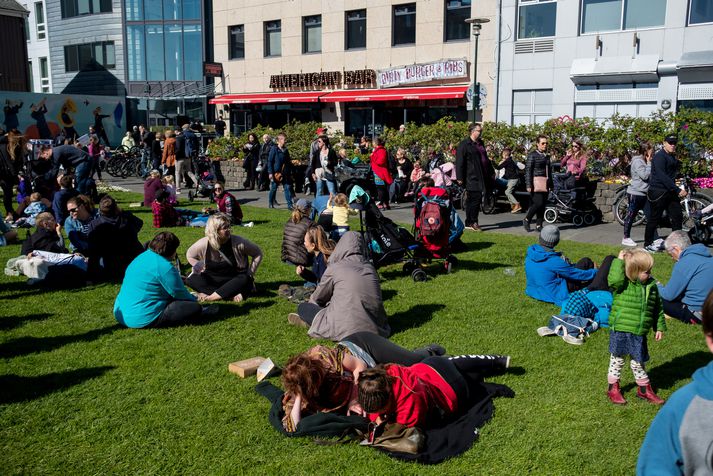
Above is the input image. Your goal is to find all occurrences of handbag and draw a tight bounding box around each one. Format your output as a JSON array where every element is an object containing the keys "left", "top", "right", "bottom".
[
  {"left": 362, "top": 421, "right": 425, "bottom": 454},
  {"left": 533, "top": 176, "right": 548, "bottom": 192}
]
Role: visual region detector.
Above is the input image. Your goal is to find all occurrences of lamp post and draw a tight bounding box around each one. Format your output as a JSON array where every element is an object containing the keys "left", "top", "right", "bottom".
[
  {"left": 465, "top": 17, "right": 490, "bottom": 122},
  {"left": 143, "top": 83, "right": 151, "bottom": 126}
]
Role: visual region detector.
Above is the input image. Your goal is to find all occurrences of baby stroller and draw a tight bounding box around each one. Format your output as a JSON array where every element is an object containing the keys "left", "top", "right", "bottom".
[
  {"left": 413, "top": 186, "right": 459, "bottom": 273},
  {"left": 544, "top": 168, "right": 601, "bottom": 227},
  {"left": 188, "top": 155, "right": 215, "bottom": 202},
  {"left": 689, "top": 202, "right": 713, "bottom": 244}
]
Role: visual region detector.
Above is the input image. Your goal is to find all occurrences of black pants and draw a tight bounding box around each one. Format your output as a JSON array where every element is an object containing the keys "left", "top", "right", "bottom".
[
  {"left": 663, "top": 299, "right": 702, "bottom": 324},
  {"left": 526, "top": 191, "right": 548, "bottom": 227},
  {"left": 565, "top": 257, "right": 595, "bottom": 293},
  {"left": 623, "top": 194, "right": 648, "bottom": 239},
  {"left": 149, "top": 300, "right": 203, "bottom": 327},
  {"left": 376, "top": 184, "right": 390, "bottom": 207},
  {"left": 342, "top": 332, "right": 432, "bottom": 366},
  {"left": 422, "top": 355, "right": 503, "bottom": 406},
  {"left": 645, "top": 190, "right": 683, "bottom": 246},
  {"left": 1, "top": 179, "right": 15, "bottom": 217},
  {"left": 296, "top": 302, "right": 323, "bottom": 325},
  {"left": 186, "top": 272, "right": 253, "bottom": 300},
  {"left": 464, "top": 190, "right": 482, "bottom": 226}
]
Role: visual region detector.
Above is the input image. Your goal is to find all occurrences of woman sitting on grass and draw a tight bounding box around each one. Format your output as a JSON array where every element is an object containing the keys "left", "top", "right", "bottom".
[
  {"left": 64, "top": 195, "right": 98, "bottom": 254},
  {"left": 114, "top": 232, "right": 217, "bottom": 328},
  {"left": 186, "top": 213, "right": 262, "bottom": 303},
  {"left": 280, "top": 332, "right": 447, "bottom": 431},
  {"left": 281, "top": 199, "right": 313, "bottom": 272},
  {"left": 296, "top": 225, "right": 334, "bottom": 285}
]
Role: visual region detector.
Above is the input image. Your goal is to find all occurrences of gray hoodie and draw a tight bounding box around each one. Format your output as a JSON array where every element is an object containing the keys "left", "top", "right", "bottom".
[
  {"left": 627, "top": 155, "right": 651, "bottom": 196},
  {"left": 307, "top": 231, "right": 390, "bottom": 341}
]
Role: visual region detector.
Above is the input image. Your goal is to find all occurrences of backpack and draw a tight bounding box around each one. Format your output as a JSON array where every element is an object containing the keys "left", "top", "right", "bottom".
[
  {"left": 547, "top": 314, "right": 598, "bottom": 339},
  {"left": 419, "top": 200, "right": 444, "bottom": 237}
]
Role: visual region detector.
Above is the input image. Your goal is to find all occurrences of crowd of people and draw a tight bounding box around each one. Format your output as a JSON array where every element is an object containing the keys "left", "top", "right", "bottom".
[{"left": 2, "top": 120, "right": 713, "bottom": 472}]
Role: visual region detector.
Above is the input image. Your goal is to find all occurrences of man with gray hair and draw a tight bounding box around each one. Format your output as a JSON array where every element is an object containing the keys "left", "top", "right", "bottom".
[{"left": 659, "top": 230, "right": 713, "bottom": 324}]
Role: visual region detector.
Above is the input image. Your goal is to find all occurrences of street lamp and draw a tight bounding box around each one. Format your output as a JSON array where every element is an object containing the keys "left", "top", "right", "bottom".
[{"left": 465, "top": 17, "right": 490, "bottom": 122}]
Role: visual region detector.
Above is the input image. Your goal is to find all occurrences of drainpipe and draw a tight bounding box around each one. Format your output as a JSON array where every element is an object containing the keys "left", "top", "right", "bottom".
[{"left": 494, "top": 0, "right": 503, "bottom": 122}]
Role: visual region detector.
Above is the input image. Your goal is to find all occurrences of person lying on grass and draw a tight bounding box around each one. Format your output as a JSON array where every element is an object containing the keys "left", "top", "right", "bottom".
[
  {"left": 286, "top": 231, "right": 390, "bottom": 341},
  {"left": 637, "top": 289, "right": 713, "bottom": 475},
  {"left": 280, "top": 332, "right": 447, "bottom": 431},
  {"left": 186, "top": 213, "right": 262, "bottom": 303},
  {"left": 357, "top": 353, "right": 511, "bottom": 429},
  {"left": 114, "top": 231, "right": 218, "bottom": 328}
]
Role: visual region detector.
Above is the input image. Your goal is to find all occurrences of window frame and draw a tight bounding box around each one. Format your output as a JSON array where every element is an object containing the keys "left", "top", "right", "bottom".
[
  {"left": 512, "top": 89, "right": 553, "bottom": 125},
  {"left": 444, "top": 0, "right": 471, "bottom": 42},
  {"left": 264, "top": 20, "right": 281, "bottom": 57},
  {"left": 516, "top": 0, "right": 557, "bottom": 40},
  {"left": 579, "top": 0, "right": 667, "bottom": 35},
  {"left": 228, "top": 24, "right": 245, "bottom": 60},
  {"left": 61, "top": 0, "right": 112, "bottom": 18},
  {"left": 345, "top": 9, "right": 367, "bottom": 50},
  {"left": 34, "top": 2, "right": 45, "bottom": 40},
  {"left": 302, "top": 15, "right": 322, "bottom": 53},
  {"left": 688, "top": 0, "right": 713, "bottom": 25},
  {"left": 39, "top": 57, "right": 50, "bottom": 92},
  {"left": 392, "top": 3, "right": 417, "bottom": 46},
  {"left": 64, "top": 41, "right": 116, "bottom": 72}
]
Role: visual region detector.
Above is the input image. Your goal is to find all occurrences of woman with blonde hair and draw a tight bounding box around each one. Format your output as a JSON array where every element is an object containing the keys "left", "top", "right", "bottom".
[{"left": 186, "top": 213, "right": 263, "bottom": 302}]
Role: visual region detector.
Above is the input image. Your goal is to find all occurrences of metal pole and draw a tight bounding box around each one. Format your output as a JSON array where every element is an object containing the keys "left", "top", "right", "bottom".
[
  {"left": 371, "top": 108, "right": 375, "bottom": 140},
  {"left": 473, "top": 32, "right": 480, "bottom": 122}
]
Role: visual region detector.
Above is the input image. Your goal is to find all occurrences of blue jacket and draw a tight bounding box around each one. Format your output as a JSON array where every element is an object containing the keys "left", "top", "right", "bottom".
[
  {"left": 525, "top": 244, "right": 598, "bottom": 306},
  {"left": 658, "top": 244, "right": 713, "bottom": 311},
  {"left": 113, "top": 250, "right": 196, "bottom": 328},
  {"left": 637, "top": 360, "right": 713, "bottom": 475},
  {"left": 267, "top": 144, "right": 292, "bottom": 183},
  {"left": 649, "top": 148, "right": 679, "bottom": 194},
  {"left": 52, "top": 188, "right": 79, "bottom": 225}
]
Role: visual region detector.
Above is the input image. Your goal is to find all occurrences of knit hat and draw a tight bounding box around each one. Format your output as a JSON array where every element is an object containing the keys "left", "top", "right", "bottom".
[
  {"left": 539, "top": 225, "right": 560, "bottom": 249},
  {"left": 295, "top": 198, "right": 311, "bottom": 212}
]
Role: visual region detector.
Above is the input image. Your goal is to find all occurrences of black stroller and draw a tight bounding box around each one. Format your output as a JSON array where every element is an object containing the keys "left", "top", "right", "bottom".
[
  {"left": 188, "top": 155, "right": 215, "bottom": 202},
  {"left": 544, "top": 166, "right": 601, "bottom": 227}
]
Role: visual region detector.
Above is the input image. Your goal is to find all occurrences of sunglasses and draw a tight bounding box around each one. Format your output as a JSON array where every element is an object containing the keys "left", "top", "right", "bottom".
[{"left": 67, "top": 207, "right": 79, "bottom": 213}]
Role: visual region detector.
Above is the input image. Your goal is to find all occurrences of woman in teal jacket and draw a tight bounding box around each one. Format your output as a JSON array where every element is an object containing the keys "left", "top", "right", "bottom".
[{"left": 114, "top": 232, "right": 211, "bottom": 328}]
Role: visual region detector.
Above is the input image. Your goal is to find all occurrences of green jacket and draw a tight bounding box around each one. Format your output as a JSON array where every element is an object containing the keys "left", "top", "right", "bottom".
[{"left": 608, "top": 258, "right": 666, "bottom": 336}]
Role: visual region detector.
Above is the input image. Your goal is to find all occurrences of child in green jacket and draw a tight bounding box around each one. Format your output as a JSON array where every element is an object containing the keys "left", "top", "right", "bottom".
[{"left": 606, "top": 248, "right": 666, "bottom": 405}]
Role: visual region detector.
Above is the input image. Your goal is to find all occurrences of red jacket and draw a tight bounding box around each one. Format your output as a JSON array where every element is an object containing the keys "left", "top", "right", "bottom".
[
  {"left": 370, "top": 146, "right": 393, "bottom": 185},
  {"left": 367, "top": 363, "right": 457, "bottom": 428},
  {"left": 215, "top": 191, "right": 243, "bottom": 224}
]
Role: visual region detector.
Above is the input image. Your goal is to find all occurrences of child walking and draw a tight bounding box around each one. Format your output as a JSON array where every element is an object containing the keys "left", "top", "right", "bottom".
[
  {"left": 326, "top": 193, "right": 356, "bottom": 241},
  {"left": 606, "top": 248, "right": 666, "bottom": 405}
]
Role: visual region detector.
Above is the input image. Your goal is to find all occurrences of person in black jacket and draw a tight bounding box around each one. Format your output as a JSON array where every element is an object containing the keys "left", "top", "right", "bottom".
[
  {"left": 21, "top": 212, "right": 66, "bottom": 255},
  {"left": 494, "top": 147, "right": 522, "bottom": 213},
  {"left": 39, "top": 144, "right": 93, "bottom": 195},
  {"left": 258, "top": 134, "right": 273, "bottom": 191},
  {"left": 644, "top": 135, "right": 684, "bottom": 251},
  {"left": 456, "top": 123, "right": 487, "bottom": 231},
  {"left": 86, "top": 195, "right": 144, "bottom": 281},
  {"left": 282, "top": 199, "right": 314, "bottom": 268},
  {"left": 523, "top": 135, "right": 551, "bottom": 232},
  {"left": 308, "top": 135, "right": 338, "bottom": 198},
  {"left": 242, "top": 133, "right": 260, "bottom": 190}
]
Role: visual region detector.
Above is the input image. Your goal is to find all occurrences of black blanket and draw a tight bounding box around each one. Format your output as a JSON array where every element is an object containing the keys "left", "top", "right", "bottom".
[{"left": 255, "top": 381, "right": 514, "bottom": 464}]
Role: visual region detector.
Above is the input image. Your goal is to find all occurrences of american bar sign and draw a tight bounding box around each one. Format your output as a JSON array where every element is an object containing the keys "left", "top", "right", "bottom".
[
  {"left": 377, "top": 59, "right": 468, "bottom": 88},
  {"left": 269, "top": 69, "right": 376, "bottom": 89}
]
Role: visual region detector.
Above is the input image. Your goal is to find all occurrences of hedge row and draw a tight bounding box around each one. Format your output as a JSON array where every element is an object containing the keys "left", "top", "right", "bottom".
[{"left": 209, "top": 109, "right": 713, "bottom": 178}]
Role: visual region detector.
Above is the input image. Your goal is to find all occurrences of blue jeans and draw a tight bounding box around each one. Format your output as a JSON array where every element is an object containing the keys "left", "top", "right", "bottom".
[
  {"left": 316, "top": 178, "right": 337, "bottom": 197},
  {"left": 269, "top": 181, "right": 294, "bottom": 209},
  {"left": 75, "top": 161, "right": 92, "bottom": 194}
]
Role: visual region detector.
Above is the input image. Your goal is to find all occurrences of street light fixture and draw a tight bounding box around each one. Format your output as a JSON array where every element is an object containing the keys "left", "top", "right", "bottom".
[{"left": 465, "top": 17, "right": 490, "bottom": 122}]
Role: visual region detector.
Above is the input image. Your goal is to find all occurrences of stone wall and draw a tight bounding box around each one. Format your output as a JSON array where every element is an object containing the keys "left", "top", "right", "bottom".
[
  {"left": 220, "top": 161, "right": 247, "bottom": 189},
  {"left": 592, "top": 181, "right": 621, "bottom": 223}
]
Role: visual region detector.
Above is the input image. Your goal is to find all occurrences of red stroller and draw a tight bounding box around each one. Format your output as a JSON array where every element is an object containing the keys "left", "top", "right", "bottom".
[{"left": 413, "top": 186, "right": 458, "bottom": 272}]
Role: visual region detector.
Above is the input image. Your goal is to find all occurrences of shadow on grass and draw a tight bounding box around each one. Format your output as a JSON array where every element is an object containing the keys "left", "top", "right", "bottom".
[
  {"left": 460, "top": 240, "right": 495, "bottom": 252},
  {"left": 0, "top": 366, "right": 115, "bottom": 404},
  {"left": 193, "top": 299, "right": 273, "bottom": 326},
  {"left": 455, "top": 260, "right": 508, "bottom": 272},
  {"left": 626, "top": 350, "right": 711, "bottom": 391},
  {"left": 389, "top": 303, "right": 446, "bottom": 334},
  {"left": 0, "top": 325, "right": 122, "bottom": 359},
  {"left": 0, "top": 313, "right": 53, "bottom": 331}
]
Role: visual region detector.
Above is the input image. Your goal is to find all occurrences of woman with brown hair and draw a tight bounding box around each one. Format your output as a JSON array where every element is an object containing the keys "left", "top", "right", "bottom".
[
  {"left": 296, "top": 225, "right": 335, "bottom": 284},
  {"left": 0, "top": 131, "right": 27, "bottom": 220},
  {"left": 161, "top": 130, "right": 177, "bottom": 187},
  {"left": 561, "top": 139, "right": 589, "bottom": 183}
]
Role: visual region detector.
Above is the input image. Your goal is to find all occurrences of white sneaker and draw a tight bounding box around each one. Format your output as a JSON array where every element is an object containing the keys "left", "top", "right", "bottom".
[
  {"left": 621, "top": 238, "right": 637, "bottom": 247},
  {"left": 537, "top": 326, "right": 557, "bottom": 337},
  {"left": 653, "top": 238, "right": 664, "bottom": 247},
  {"left": 644, "top": 244, "right": 662, "bottom": 253},
  {"left": 243, "top": 221, "right": 254, "bottom": 228},
  {"left": 562, "top": 334, "right": 584, "bottom": 345}
]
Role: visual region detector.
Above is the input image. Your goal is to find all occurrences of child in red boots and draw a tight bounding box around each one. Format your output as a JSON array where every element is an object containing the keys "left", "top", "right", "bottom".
[{"left": 606, "top": 248, "right": 666, "bottom": 405}]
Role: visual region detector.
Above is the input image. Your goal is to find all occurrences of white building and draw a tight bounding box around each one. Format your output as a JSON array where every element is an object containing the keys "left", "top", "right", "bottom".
[
  {"left": 23, "top": 0, "right": 51, "bottom": 92},
  {"left": 495, "top": 0, "right": 713, "bottom": 124}
]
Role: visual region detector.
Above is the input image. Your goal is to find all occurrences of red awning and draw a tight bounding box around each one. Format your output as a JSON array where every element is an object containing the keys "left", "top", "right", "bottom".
[
  {"left": 209, "top": 91, "right": 324, "bottom": 105},
  {"left": 320, "top": 85, "right": 468, "bottom": 102}
]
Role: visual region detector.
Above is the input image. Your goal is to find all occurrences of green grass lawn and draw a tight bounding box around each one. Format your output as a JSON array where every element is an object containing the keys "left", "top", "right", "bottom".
[{"left": 1, "top": 192, "right": 709, "bottom": 475}]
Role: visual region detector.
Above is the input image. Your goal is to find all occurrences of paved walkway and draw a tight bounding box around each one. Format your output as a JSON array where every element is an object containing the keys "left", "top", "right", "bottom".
[{"left": 109, "top": 176, "right": 681, "bottom": 247}]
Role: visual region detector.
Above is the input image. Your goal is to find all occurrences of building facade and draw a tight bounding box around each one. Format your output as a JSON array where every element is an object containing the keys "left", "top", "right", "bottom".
[
  {"left": 0, "top": 0, "right": 31, "bottom": 93},
  {"left": 211, "top": 0, "right": 498, "bottom": 136},
  {"left": 496, "top": 0, "right": 713, "bottom": 124},
  {"left": 22, "top": 0, "right": 51, "bottom": 93}
]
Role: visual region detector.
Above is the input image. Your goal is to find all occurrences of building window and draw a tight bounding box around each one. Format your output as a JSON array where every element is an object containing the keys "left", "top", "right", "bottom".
[
  {"left": 264, "top": 20, "right": 281, "bottom": 57},
  {"left": 61, "top": 0, "right": 111, "bottom": 18},
  {"left": 345, "top": 9, "right": 366, "bottom": 49},
  {"left": 127, "top": 25, "right": 145, "bottom": 80},
  {"left": 512, "top": 89, "right": 552, "bottom": 125},
  {"left": 518, "top": 0, "right": 556, "bottom": 39},
  {"left": 228, "top": 25, "right": 244, "bottom": 59},
  {"left": 689, "top": 0, "right": 713, "bottom": 24},
  {"left": 35, "top": 2, "right": 45, "bottom": 39},
  {"left": 145, "top": 24, "right": 164, "bottom": 79},
  {"left": 28, "top": 60, "right": 34, "bottom": 91},
  {"left": 393, "top": 3, "right": 416, "bottom": 45},
  {"left": 39, "top": 57, "right": 50, "bottom": 92},
  {"left": 445, "top": 0, "right": 470, "bottom": 41},
  {"left": 125, "top": 0, "right": 142, "bottom": 20},
  {"left": 23, "top": 4, "right": 30, "bottom": 40},
  {"left": 163, "top": 0, "right": 181, "bottom": 20},
  {"left": 303, "top": 15, "right": 321, "bottom": 53},
  {"left": 581, "top": 0, "right": 666, "bottom": 33},
  {"left": 183, "top": 24, "right": 202, "bottom": 80},
  {"left": 64, "top": 41, "right": 116, "bottom": 72}
]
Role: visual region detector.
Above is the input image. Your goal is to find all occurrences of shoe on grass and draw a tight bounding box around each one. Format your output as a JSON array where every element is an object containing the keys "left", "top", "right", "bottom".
[
  {"left": 644, "top": 244, "right": 663, "bottom": 253},
  {"left": 537, "top": 326, "right": 557, "bottom": 337},
  {"left": 607, "top": 382, "right": 627, "bottom": 405},
  {"left": 621, "top": 237, "right": 637, "bottom": 247},
  {"left": 523, "top": 218, "right": 531, "bottom": 232},
  {"left": 278, "top": 284, "right": 294, "bottom": 298},
  {"left": 287, "top": 313, "right": 309, "bottom": 328},
  {"left": 561, "top": 334, "right": 584, "bottom": 345}
]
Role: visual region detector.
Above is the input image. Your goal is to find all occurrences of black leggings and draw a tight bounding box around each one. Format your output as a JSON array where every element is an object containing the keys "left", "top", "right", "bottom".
[
  {"left": 645, "top": 190, "right": 683, "bottom": 246},
  {"left": 1, "top": 179, "right": 15, "bottom": 218},
  {"left": 376, "top": 184, "right": 389, "bottom": 207},
  {"left": 526, "top": 191, "right": 548, "bottom": 226},
  {"left": 342, "top": 332, "right": 432, "bottom": 366},
  {"left": 186, "top": 272, "right": 253, "bottom": 300},
  {"left": 423, "top": 355, "right": 504, "bottom": 406},
  {"left": 149, "top": 300, "right": 203, "bottom": 327},
  {"left": 662, "top": 299, "right": 702, "bottom": 324},
  {"left": 296, "top": 302, "right": 323, "bottom": 325}
]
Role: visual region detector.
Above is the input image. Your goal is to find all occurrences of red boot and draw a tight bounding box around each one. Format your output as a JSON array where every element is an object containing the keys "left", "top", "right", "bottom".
[
  {"left": 607, "top": 382, "right": 627, "bottom": 405},
  {"left": 637, "top": 384, "right": 665, "bottom": 405}
]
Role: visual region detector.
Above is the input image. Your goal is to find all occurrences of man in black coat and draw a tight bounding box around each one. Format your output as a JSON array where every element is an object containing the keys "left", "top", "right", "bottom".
[
  {"left": 644, "top": 135, "right": 684, "bottom": 251},
  {"left": 40, "top": 144, "right": 93, "bottom": 195},
  {"left": 456, "top": 123, "right": 487, "bottom": 231}
]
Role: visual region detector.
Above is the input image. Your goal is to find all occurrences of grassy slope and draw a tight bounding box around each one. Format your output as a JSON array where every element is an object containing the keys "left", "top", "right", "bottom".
[{"left": 1, "top": 192, "right": 709, "bottom": 475}]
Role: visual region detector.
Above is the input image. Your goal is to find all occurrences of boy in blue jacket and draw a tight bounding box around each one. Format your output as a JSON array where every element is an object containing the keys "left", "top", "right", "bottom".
[{"left": 637, "top": 290, "right": 713, "bottom": 475}]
